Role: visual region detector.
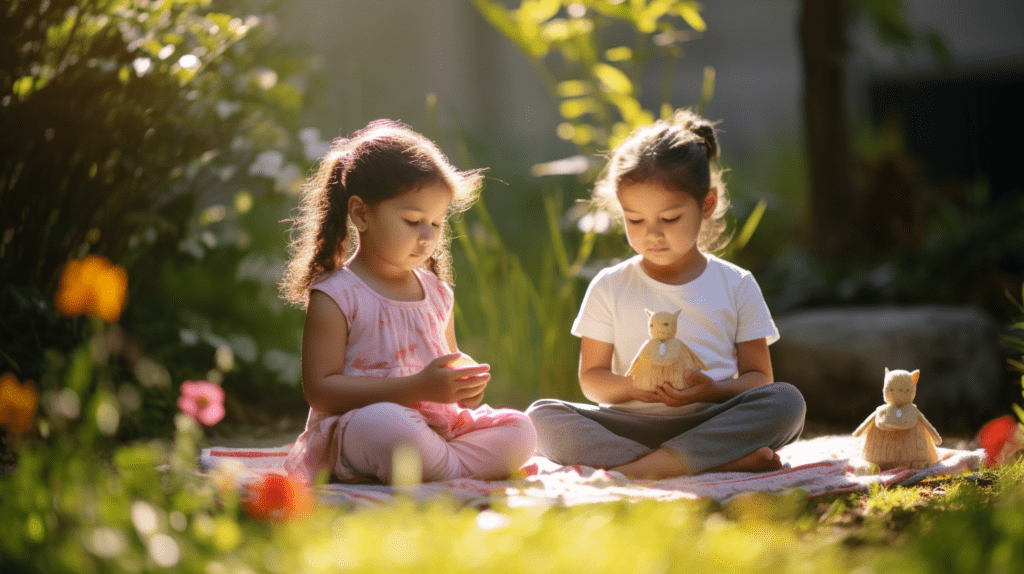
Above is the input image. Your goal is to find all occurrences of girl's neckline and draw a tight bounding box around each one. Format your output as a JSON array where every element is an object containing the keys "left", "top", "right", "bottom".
[
  {"left": 636, "top": 252, "right": 710, "bottom": 287},
  {"left": 633, "top": 253, "right": 712, "bottom": 289},
  {"left": 342, "top": 265, "right": 429, "bottom": 306}
]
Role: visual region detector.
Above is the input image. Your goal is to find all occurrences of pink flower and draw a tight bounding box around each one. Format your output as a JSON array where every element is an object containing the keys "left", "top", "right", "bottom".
[
  {"left": 177, "top": 381, "right": 225, "bottom": 426},
  {"left": 978, "top": 415, "right": 1024, "bottom": 467}
]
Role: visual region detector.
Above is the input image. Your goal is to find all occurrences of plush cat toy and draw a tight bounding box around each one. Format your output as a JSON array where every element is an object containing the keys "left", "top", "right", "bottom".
[
  {"left": 627, "top": 309, "right": 707, "bottom": 391},
  {"left": 852, "top": 368, "right": 942, "bottom": 470}
]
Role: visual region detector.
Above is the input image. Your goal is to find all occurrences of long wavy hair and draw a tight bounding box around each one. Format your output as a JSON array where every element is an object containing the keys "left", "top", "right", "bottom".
[
  {"left": 593, "top": 109, "right": 732, "bottom": 253},
  {"left": 280, "top": 119, "right": 483, "bottom": 307}
]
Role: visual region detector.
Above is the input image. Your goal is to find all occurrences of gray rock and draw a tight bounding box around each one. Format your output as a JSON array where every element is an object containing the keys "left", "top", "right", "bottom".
[{"left": 770, "top": 306, "right": 1007, "bottom": 434}]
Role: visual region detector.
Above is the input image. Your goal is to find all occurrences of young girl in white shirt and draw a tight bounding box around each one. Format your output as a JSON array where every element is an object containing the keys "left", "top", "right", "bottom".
[{"left": 527, "top": 110, "right": 806, "bottom": 479}]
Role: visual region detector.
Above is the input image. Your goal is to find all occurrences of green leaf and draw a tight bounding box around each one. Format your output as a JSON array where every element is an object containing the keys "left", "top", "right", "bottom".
[
  {"left": 471, "top": 0, "right": 548, "bottom": 57},
  {"left": 605, "top": 46, "right": 632, "bottom": 61},
  {"left": 518, "top": 0, "right": 561, "bottom": 23},
  {"left": 1008, "top": 358, "right": 1024, "bottom": 373},
  {"left": 267, "top": 83, "right": 303, "bottom": 111},
  {"left": 734, "top": 199, "right": 767, "bottom": 252},
  {"left": 593, "top": 63, "right": 632, "bottom": 95},
  {"left": 559, "top": 97, "right": 597, "bottom": 119},
  {"left": 556, "top": 80, "right": 590, "bottom": 98},
  {"left": 11, "top": 76, "right": 33, "bottom": 100},
  {"left": 676, "top": 2, "right": 707, "bottom": 32}
]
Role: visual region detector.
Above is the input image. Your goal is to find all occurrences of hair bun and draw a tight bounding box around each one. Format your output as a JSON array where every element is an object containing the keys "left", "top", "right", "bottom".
[{"left": 671, "top": 109, "right": 719, "bottom": 162}]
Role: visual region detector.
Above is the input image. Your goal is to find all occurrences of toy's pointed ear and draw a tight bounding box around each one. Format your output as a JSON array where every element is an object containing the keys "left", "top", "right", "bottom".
[
  {"left": 672, "top": 309, "right": 681, "bottom": 320},
  {"left": 645, "top": 309, "right": 654, "bottom": 319},
  {"left": 884, "top": 367, "right": 890, "bottom": 376},
  {"left": 910, "top": 370, "right": 920, "bottom": 384}
]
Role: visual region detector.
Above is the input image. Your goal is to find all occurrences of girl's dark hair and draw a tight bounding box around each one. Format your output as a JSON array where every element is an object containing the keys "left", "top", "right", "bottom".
[
  {"left": 281, "top": 119, "right": 483, "bottom": 306},
  {"left": 593, "top": 109, "right": 731, "bottom": 253}
]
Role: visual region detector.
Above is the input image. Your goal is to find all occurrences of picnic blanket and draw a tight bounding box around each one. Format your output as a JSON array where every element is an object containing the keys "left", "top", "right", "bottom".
[{"left": 200, "top": 435, "right": 985, "bottom": 509}]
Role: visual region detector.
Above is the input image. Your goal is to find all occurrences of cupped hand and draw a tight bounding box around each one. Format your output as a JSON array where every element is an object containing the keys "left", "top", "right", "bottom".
[
  {"left": 419, "top": 353, "right": 490, "bottom": 404},
  {"left": 656, "top": 369, "right": 717, "bottom": 407},
  {"left": 628, "top": 386, "right": 665, "bottom": 403}
]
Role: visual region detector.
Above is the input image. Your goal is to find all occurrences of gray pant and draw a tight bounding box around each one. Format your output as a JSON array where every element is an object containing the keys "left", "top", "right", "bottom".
[{"left": 526, "top": 382, "right": 806, "bottom": 474}]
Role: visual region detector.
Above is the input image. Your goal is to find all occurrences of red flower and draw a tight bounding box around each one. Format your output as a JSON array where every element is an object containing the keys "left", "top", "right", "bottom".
[
  {"left": 244, "top": 473, "right": 313, "bottom": 522},
  {"left": 177, "top": 381, "right": 225, "bottom": 426},
  {"left": 978, "top": 415, "right": 1024, "bottom": 467}
]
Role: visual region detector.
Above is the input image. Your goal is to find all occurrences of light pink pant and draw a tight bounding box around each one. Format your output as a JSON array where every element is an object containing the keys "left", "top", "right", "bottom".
[{"left": 341, "top": 402, "right": 537, "bottom": 483}]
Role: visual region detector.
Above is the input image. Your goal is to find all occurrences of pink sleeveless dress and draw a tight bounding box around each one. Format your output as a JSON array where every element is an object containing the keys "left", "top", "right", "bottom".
[{"left": 284, "top": 266, "right": 527, "bottom": 483}]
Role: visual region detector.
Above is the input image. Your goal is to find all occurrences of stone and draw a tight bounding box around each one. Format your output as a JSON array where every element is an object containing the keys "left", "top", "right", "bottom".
[{"left": 770, "top": 306, "right": 1007, "bottom": 434}]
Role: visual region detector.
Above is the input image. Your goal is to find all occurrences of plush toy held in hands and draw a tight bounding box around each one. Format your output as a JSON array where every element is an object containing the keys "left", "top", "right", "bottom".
[
  {"left": 852, "top": 368, "right": 942, "bottom": 470},
  {"left": 627, "top": 309, "right": 707, "bottom": 391}
]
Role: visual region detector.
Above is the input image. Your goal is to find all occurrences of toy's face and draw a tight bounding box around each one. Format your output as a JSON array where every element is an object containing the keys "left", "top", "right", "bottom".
[
  {"left": 648, "top": 312, "right": 677, "bottom": 339},
  {"left": 883, "top": 371, "right": 917, "bottom": 406}
]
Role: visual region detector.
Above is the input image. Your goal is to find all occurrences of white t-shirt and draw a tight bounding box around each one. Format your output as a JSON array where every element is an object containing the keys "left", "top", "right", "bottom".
[{"left": 571, "top": 254, "right": 779, "bottom": 415}]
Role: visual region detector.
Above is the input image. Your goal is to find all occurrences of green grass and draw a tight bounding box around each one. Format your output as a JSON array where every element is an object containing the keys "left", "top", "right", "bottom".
[{"left": 6, "top": 429, "right": 1024, "bottom": 574}]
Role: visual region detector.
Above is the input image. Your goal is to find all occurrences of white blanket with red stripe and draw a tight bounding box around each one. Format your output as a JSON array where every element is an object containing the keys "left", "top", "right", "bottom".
[{"left": 200, "top": 435, "right": 984, "bottom": 508}]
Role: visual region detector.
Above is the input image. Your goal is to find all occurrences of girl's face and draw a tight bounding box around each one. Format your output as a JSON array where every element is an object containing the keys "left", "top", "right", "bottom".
[
  {"left": 353, "top": 182, "right": 451, "bottom": 276},
  {"left": 618, "top": 181, "right": 713, "bottom": 272}
]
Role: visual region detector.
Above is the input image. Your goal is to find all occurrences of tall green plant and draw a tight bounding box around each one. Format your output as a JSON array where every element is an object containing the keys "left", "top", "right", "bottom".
[
  {"left": 1003, "top": 282, "right": 1024, "bottom": 422},
  {"left": 451, "top": 190, "right": 595, "bottom": 406},
  {"left": 471, "top": 0, "right": 710, "bottom": 152}
]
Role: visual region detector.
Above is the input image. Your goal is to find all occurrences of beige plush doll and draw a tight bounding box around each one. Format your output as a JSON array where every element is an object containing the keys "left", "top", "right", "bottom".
[
  {"left": 627, "top": 309, "right": 707, "bottom": 391},
  {"left": 853, "top": 368, "right": 942, "bottom": 470}
]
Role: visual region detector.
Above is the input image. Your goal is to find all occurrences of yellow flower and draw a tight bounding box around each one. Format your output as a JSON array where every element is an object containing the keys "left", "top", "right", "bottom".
[
  {"left": 55, "top": 255, "right": 128, "bottom": 323},
  {"left": 0, "top": 373, "right": 38, "bottom": 434}
]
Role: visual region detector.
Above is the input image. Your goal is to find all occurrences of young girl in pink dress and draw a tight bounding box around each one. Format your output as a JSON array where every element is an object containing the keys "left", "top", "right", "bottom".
[{"left": 280, "top": 119, "right": 536, "bottom": 484}]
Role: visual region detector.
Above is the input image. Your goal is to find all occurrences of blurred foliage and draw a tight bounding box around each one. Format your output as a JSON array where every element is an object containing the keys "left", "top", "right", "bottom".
[
  {"left": 0, "top": 0, "right": 317, "bottom": 436},
  {"left": 852, "top": 0, "right": 951, "bottom": 64},
  {"left": 757, "top": 123, "right": 1024, "bottom": 318},
  {"left": 471, "top": 0, "right": 710, "bottom": 153}
]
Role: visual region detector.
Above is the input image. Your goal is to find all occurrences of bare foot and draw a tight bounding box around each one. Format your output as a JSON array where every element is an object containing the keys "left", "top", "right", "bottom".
[
  {"left": 610, "top": 448, "right": 687, "bottom": 480},
  {"left": 706, "top": 447, "right": 782, "bottom": 473}
]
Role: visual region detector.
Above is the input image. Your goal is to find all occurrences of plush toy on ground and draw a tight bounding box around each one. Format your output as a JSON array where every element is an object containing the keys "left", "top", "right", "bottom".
[
  {"left": 627, "top": 309, "right": 707, "bottom": 391},
  {"left": 853, "top": 368, "right": 942, "bottom": 470}
]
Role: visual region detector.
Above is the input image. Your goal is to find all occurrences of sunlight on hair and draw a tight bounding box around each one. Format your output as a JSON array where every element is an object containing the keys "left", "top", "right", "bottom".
[{"left": 577, "top": 210, "right": 612, "bottom": 234}]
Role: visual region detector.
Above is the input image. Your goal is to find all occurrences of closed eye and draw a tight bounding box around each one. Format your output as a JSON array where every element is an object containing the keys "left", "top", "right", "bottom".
[{"left": 662, "top": 216, "right": 680, "bottom": 223}]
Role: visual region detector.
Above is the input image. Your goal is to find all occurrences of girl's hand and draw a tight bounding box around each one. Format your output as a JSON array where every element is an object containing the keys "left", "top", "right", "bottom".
[
  {"left": 450, "top": 354, "right": 486, "bottom": 408},
  {"left": 628, "top": 386, "right": 664, "bottom": 403},
  {"left": 656, "top": 369, "right": 717, "bottom": 407},
  {"left": 418, "top": 353, "right": 490, "bottom": 404}
]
